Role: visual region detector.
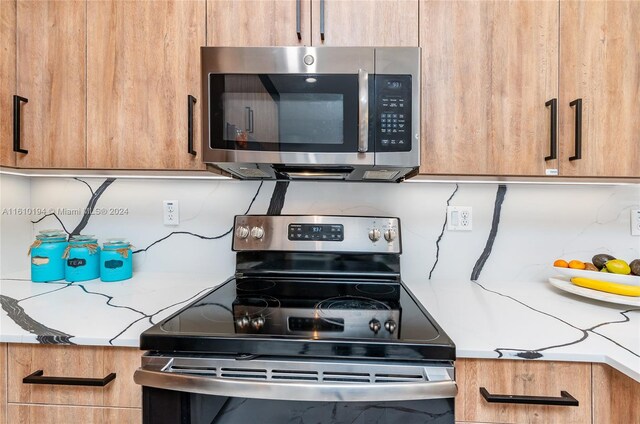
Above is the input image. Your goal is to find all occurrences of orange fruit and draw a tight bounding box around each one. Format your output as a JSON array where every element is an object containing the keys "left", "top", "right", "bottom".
[
  {"left": 554, "top": 259, "right": 569, "bottom": 268},
  {"left": 568, "top": 260, "right": 586, "bottom": 270}
]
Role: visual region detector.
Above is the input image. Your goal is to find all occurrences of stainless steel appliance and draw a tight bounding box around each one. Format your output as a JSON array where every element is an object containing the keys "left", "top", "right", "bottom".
[
  {"left": 200, "top": 47, "right": 420, "bottom": 182},
  {"left": 135, "top": 215, "right": 456, "bottom": 423}
]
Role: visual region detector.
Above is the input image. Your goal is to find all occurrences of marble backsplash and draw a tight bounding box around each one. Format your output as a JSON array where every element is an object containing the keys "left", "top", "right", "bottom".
[{"left": 1, "top": 173, "right": 639, "bottom": 285}]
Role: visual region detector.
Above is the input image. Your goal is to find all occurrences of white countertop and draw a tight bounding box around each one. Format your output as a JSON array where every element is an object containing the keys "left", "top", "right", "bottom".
[{"left": 1, "top": 272, "right": 638, "bottom": 383}]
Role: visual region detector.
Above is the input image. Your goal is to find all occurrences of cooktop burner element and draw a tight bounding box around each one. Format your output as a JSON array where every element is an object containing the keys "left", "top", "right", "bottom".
[{"left": 316, "top": 296, "right": 391, "bottom": 311}]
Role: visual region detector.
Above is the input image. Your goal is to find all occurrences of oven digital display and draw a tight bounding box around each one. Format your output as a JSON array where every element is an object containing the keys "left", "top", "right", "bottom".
[
  {"left": 289, "top": 317, "right": 344, "bottom": 332},
  {"left": 288, "top": 224, "right": 344, "bottom": 241},
  {"left": 386, "top": 80, "right": 402, "bottom": 89}
]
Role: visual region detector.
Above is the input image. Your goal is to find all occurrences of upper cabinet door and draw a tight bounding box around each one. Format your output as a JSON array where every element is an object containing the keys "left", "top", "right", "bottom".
[
  {"left": 312, "top": 0, "right": 418, "bottom": 46},
  {"left": 559, "top": 1, "right": 640, "bottom": 177},
  {"left": 87, "top": 1, "right": 205, "bottom": 169},
  {"left": 420, "top": 0, "right": 559, "bottom": 175},
  {"left": 0, "top": 0, "right": 15, "bottom": 167},
  {"left": 208, "top": 0, "right": 310, "bottom": 46},
  {"left": 16, "top": 0, "right": 86, "bottom": 168}
]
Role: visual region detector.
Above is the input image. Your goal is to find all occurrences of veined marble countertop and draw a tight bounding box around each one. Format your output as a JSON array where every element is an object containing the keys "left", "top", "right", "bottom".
[{"left": 1, "top": 272, "right": 638, "bottom": 383}]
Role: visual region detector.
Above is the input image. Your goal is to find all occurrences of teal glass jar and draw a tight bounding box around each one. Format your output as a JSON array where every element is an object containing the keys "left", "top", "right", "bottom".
[
  {"left": 64, "top": 235, "right": 101, "bottom": 282},
  {"left": 100, "top": 239, "right": 133, "bottom": 282},
  {"left": 29, "top": 230, "right": 68, "bottom": 282}
]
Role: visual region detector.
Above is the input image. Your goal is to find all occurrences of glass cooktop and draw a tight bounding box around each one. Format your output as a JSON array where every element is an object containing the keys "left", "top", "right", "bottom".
[{"left": 140, "top": 279, "right": 455, "bottom": 361}]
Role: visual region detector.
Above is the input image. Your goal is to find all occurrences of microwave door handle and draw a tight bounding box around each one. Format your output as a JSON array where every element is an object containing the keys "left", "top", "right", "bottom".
[{"left": 358, "top": 69, "right": 369, "bottom": 153}]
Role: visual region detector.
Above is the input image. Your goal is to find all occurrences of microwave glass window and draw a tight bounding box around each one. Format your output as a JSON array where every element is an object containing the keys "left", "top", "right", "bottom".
[
  {"left": 209, "top": 74, "right": 360, "bottom": 153},
  {"left": 278, "top": 94, "right": 343, "bottom": 144}
]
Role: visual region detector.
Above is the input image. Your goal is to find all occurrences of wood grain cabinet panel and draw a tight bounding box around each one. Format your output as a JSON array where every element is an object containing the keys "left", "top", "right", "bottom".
[
  {"left": 0, "top": 1, "right": 16, "bottom": 167},
  {"left": 592, "top": 363, "right": 640, "bottom": 424},
  {"left": 457, "top": 359, "right": 591, "bottom": 424},
  {"left": 7, "top": 405, "right": 103, "bottom": 424},
  {"left": 420, "top": 0, "right": 558, "bottom": 176},
  {"left": 1, "top": 344, "right": 6, "bottom": 424},
  {"left": 15, "top": 0, "right": 86, "bottom": 168},
  {"left": 103, "top": 347, "right": 142, "bottom": 409},
  {"left": 8, "top": 344, "right": 104, "bottom": 406},
  {"left": 103, "top": 407, "right": 141, "bottom": 424},
  {"left": 559, "top": 1, "right": 640, "bottom": 177},
  {"left": 7, "top": 345, "right": 141, "bottom": 409},
  {"left": 87, "top": 0, "right": 205, "bottom": 170},
  {"left": 312, "top": 0, "right": 418, "bottom": 46},
  {"left": 208, "top": 0, "right": 310, "bottom": 46}
]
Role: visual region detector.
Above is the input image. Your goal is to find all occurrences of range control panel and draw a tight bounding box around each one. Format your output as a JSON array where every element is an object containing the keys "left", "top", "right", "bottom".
[
  {"left": 233, "top": 215, "right": 401, "bottom": 254},
  {"left": 375, "top": 75, "right": 412, "bottom": 152}
]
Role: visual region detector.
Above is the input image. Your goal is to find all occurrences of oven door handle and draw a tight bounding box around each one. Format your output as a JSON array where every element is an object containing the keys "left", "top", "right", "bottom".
[
  {"left": 358, "top": 68, "right": 369, "bottom": 153},
  {"left": 134, "top": 363, "right": 457, "bottom": 402}
]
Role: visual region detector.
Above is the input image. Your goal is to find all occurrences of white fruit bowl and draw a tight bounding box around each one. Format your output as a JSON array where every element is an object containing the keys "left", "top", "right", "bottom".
[{"left": 553, "top": 266, "right": 640, "bottom": 286}]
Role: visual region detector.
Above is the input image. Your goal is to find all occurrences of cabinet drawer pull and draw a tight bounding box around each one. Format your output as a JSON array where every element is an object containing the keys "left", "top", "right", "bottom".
[
  {"left": 544, "top": 98, "right": 557, "bottom": 161},
  {"left": 479, "top": 387, "right": 579, "bottom": 407},
  {"left": 296, "top": 0, "right": 302, "bottom": 41},
  {"left": 569, "top": 98, "right": 582, "bottom": 161},
  {"left": 320, "top": 0, "right": 325, "bottom": 41},
  {"left": 13, "top": 95, "right": 29, "bottom": 154},
  {"left": 188, "top": 95, "right": 197, "bottom": 156},
  {"left": 23, "top": 370, "right": 116, "bottom": 387}
]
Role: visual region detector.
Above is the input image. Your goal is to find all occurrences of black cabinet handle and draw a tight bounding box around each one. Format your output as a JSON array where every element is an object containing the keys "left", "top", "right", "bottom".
[
  {"left": 188, "top": 95, "right": 197, "bottom": 156},
  {"left": 296, "top": 0, "right": 302, "bottom": 41},
  {"left": 544, "top": 98, "right": 557, "bottom": 161},
  {"left": 320, "top": 0, "right": 325, "bottom": 41},
  {"left": 13, "top": 95, "right": 28, "bottom": 154},
  {"left": 569, "top": 98, "right": 582, "bottom": 161},
  {"left": 480, "top": 387, "right": 579, "bottom": 407},
  {"left": 23, "top": 370, "right": 116, "bottom": 387}
]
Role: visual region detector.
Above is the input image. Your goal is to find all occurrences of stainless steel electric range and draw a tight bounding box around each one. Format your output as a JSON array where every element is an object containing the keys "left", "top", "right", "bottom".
[{"left": 135, "top": 215, "right": 457, "bottom": 424}]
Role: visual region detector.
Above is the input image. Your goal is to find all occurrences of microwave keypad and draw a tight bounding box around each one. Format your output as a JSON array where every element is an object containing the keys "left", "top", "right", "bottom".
[{"left": 375, "top": 75, "right": 411, "bottom": 152}]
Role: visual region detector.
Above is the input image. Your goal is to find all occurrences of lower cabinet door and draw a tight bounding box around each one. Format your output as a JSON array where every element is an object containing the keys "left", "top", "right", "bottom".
[
  {"left": 8, "top": 405, "right": 103, "bottom": 424},
  {"left": 457, "top": 359, "right": 592, "bottom": 424},
  {"left": 7, "top": 405, "right": 140, "bottom": 424}
]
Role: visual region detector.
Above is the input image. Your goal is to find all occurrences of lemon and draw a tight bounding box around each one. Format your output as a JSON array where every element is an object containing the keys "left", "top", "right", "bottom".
[{"left": 604, "top": 259, "right": 631, "bottom": 275}]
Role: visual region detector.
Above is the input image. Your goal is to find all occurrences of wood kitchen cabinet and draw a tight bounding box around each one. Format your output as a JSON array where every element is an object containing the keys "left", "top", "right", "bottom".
[
  {"left": 207, "top": 0, "right": 310, "bottom": 46},
  {"left": 558, "top": 1, "right": 640, "bottom": 177},
  {"left": 311, "top": 0, "right": 418, "bottom": 46},
  {"left": 419, "top": 0, "right": 559, "bottom": 176},
  {"left": 592, "top": 363, "right": 640, "bottom": 424},
  {"left": 455, "top": 359, "right": 592, "bottom": 423},
  {"left": 420, "top": 0, "right": 639, "bottom": 178},
  {"left": 14, "top": 0, "right": 86, "bottom": 168},
  {"left": 0, "top": 1, "right": 15, "bottom": 167},
  {"left": 1, "top": 343, "right": 6, "bottom": 424},
  {"left": 86, "top": 0, "right": 205, "bottom": 170},
  {"left": 6, "top": 344, "right": 141, "bottom": 423}
]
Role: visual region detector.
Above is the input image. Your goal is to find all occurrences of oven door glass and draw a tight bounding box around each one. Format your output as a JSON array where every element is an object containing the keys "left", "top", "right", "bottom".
[
  {"left": 144, "top": 388, "right": 455, "bottom": 424},
  {"left": 208, "top": 74, "right": 366, "bottom": 153}
]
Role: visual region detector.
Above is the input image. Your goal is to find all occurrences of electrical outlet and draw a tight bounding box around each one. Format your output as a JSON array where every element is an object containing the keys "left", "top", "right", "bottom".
[
  {"left": 163, "top": 200, "right": 179, "bottom": 226},
  {"left": 447, "top": 206, "right": 472, "bottom": 231},
  {"left": 632, "top": 208, "right": 640, "bottom": 236}
]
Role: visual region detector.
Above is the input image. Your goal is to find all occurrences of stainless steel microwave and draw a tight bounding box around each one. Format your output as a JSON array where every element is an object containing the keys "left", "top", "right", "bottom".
[{"left": 201, "top": 47, "right": 420, "bottom": 182}]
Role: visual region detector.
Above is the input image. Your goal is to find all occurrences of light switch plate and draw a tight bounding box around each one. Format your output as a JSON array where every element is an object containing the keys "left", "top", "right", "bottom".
[
  {"left": 632, "top": 208, "right": 640, "bottom": 236},
  {"left": 447, "top": 206, "right": 472, "bottom": 231}
]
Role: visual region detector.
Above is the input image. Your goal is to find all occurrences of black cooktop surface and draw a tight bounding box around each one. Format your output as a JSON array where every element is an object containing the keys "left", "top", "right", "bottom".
[{"left": 141, "top": 278, "right": 455, "bottom": 361}]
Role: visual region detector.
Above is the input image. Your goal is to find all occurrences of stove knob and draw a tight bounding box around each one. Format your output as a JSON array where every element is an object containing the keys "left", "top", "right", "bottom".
[
  {"left": 251, "top": 316, "right": 265, "bottom": 331},
  {"left": 235, "top": 226, "right": 250, "bottom": 239},
  {"left": 368, "top": 228, "right": 381, "bottom": 242},
  {"left": 384, "top": 229, "right": 397, "bottom": 242},
  {"left": 236, "top": 315, "right": 250, "bottom": 329},
  {"left": 384, "top": 320, "right": 397, "bottom": 334},
  {"left": 369, "top": 319, "right": 381, "bottom": 334},
  {"left": 250, "top": 226, "right": 265, "bottom": 240}
]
